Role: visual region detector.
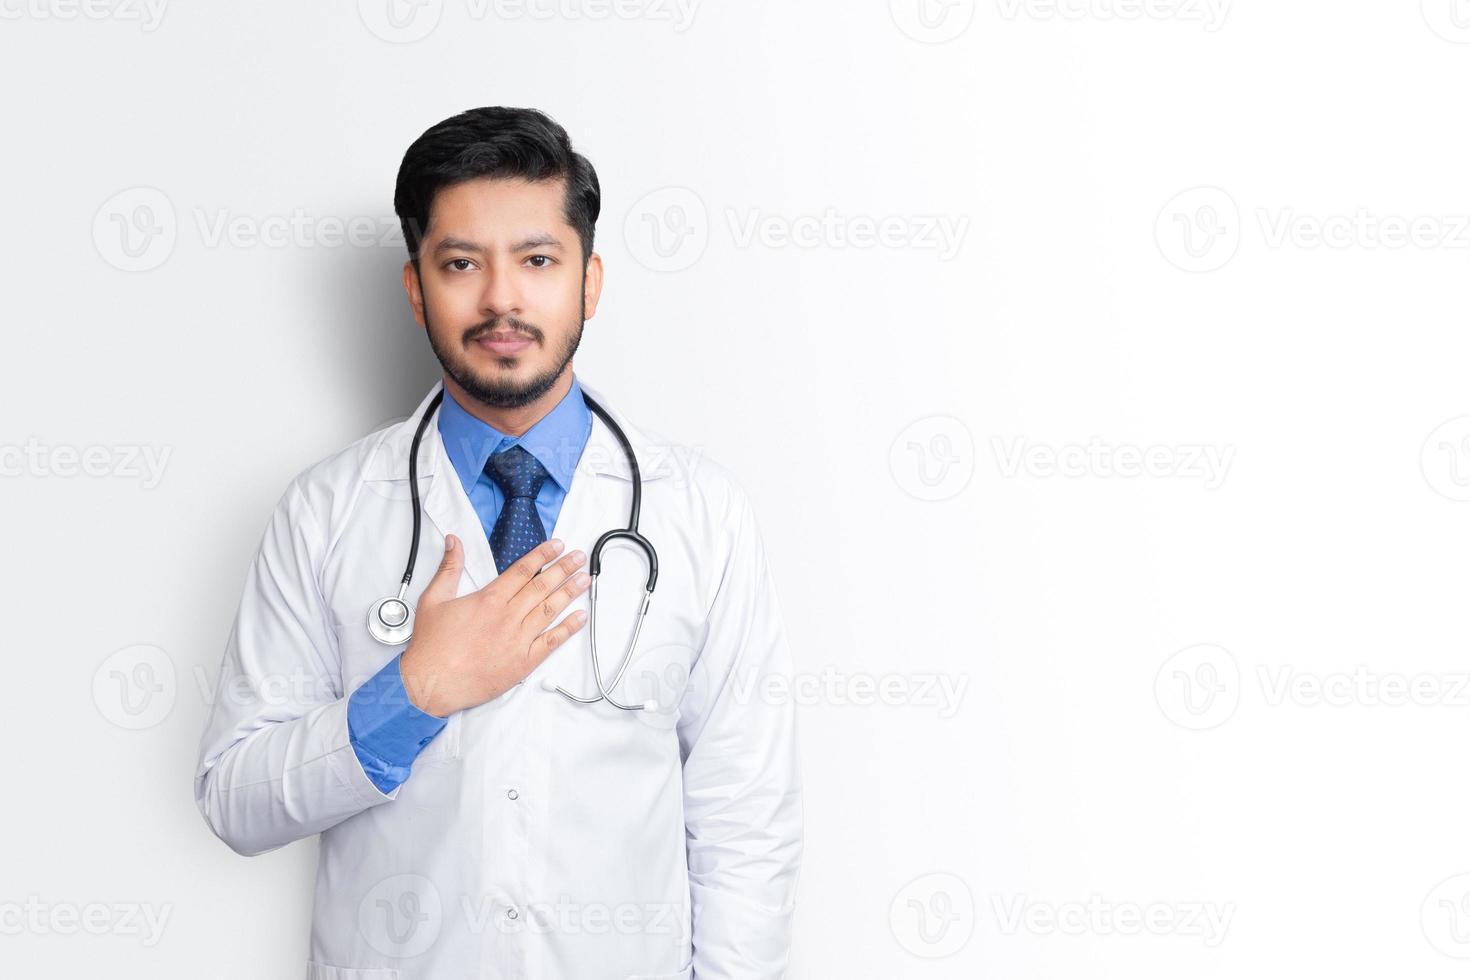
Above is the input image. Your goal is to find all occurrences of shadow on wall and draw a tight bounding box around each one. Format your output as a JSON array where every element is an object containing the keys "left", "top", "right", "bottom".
[{"left": 316, "top": 236, "right": 442, "bottom": 429}]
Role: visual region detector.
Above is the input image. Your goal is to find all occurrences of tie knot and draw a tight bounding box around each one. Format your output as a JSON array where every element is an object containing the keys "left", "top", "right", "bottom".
[{"left": 484, "top": 444, "right": 550, "bottom": 500}]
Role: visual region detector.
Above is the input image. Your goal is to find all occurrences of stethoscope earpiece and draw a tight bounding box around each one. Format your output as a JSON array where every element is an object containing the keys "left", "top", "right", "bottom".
[{"left": 366, "top": 385, "right": 660, "bottom": 714}]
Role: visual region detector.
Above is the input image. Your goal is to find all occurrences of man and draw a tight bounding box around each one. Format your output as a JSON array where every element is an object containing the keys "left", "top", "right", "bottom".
[{"left": 194, "top": 106, "right": 802, "bottom": 979}]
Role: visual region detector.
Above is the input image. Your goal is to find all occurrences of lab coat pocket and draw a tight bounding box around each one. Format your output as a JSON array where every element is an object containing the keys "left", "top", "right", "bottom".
[{"left": 304, "top": 961, "right": 400, "bottom": 979}]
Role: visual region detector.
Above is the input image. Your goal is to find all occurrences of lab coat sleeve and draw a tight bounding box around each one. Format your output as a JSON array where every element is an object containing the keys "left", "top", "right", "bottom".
[
  {"left": 194, "top": 475, "right": 398, "bottom": 857},
  {"left": 678, "top": 488, "right": 804, "bottom": 980}
]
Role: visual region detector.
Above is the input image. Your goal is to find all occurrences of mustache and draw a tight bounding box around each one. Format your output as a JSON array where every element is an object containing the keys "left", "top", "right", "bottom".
[{"left": 464, "top": 316, "right": 542, "bottom": 344}]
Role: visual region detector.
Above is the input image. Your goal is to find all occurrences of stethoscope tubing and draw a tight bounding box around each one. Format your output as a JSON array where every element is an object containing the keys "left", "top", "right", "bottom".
[{"left": 374, "top": 382, "right": 659, "bottom": 712}]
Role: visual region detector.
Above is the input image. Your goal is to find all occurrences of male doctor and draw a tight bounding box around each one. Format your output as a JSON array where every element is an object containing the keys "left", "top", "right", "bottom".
[{"left": 194, "top": 107, "right": 802, "bottom": 980}]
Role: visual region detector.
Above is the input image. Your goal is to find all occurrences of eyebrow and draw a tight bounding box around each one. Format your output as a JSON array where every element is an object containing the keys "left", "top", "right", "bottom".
[{"left": 431, "top": 233, "right": 566, "bottom": 255}]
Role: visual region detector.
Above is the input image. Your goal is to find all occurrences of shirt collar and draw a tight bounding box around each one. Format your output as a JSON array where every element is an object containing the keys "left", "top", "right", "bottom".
[{"left": 437, "top": 372, "right": 592, "bottom": 497}]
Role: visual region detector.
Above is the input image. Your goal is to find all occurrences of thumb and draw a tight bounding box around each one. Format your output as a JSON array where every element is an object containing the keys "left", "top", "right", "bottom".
[{"left": 419, "top": 534, "right": 465, "bottom": 605}]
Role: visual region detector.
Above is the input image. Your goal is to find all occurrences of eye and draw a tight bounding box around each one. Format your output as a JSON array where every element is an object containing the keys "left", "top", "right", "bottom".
[
  {"left": 526, "top": 255, "right": 554, "bottom": 268},
  {"left": 444, "top": 258, "right": 475, "bottom": 272}
]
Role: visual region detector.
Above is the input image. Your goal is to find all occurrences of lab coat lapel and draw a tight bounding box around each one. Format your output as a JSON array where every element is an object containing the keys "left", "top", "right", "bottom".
[
  {"left": 420, "top": 428, "right": 498, "bottom": 593},
  {"left": 415, "top": 393, "right": 627, "bottom": 595}
]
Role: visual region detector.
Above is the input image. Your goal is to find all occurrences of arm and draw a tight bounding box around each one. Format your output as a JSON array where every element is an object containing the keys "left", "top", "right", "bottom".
[
  {"left": 194, "top": 477, "right": 401, "bottom": 856},
  {"left": 678, "top": 490, "right": 804, "bottom": 980},
  {"left": 348, "top": 654, "right": 448, "bottom": 794}
]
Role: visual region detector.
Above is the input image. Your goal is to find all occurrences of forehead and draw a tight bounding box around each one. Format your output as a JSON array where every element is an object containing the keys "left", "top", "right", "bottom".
[{"left": 426, "top": 176, "right": 569, "bottom": 236}]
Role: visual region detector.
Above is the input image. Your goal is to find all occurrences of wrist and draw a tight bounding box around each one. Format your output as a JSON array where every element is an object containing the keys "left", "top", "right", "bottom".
[{"left": 398, "top": 652, "right": 452, "bottom": 718}]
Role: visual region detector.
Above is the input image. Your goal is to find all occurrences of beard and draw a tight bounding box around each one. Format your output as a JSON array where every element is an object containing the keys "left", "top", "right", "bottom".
[{"left": 423, "top": 285, "right": 585, "bottom": 410}]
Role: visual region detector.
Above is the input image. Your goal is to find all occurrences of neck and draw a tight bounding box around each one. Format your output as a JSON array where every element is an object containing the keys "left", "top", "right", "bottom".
[{"left": 443, "top": 367, "right": 573, "bottom": 438}]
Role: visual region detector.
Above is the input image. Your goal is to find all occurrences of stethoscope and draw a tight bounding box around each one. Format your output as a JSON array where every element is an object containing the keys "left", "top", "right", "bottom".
[{"left": 367, "top": 386, "right": 661, "bottom": 712}]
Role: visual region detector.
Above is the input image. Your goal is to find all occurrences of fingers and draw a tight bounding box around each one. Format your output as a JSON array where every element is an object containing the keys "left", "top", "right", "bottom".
[
  {"left": 514, "top": 549, "right": 588, "bottom": 607},
  {"left": 522, "top": 566, "right": 592, "bottom": 630},
  {"left": 527, "top": 607, "right": 589, "bottom": 666},
  {"left": 419, "top": 534, "right": 465, "bottom": 605},
  {"left": 488, "top": 539, "right": 566, "bottom": 597}
]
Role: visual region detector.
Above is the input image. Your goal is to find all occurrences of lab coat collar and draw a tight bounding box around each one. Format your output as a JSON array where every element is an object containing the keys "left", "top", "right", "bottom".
[
  {"left": 362, "top": 377, "right": 671, "bottom": 593},
  {"left": 362, "top": 377, "right": 673, "bottom": 485}
]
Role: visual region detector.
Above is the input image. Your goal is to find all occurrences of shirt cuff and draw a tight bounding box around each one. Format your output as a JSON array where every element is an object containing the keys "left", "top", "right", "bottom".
[{"left": 347, "top": 654, "right": 449, "bottom": 794}]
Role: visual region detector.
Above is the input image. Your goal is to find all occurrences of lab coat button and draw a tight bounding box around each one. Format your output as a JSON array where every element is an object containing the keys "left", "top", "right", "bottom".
[
  {"left": 507, "top": 789, "right": 519, "bottom": 800},
  {"left": 506, "top": 906, "right": 519, "bottom": 920}
]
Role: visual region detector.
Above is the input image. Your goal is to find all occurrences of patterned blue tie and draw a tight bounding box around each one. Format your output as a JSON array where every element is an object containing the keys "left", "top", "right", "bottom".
[{"left": 484, "top": 444, "right": 551, "bottom": 574}]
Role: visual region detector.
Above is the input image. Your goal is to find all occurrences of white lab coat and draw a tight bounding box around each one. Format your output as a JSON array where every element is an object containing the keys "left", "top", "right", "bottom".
[{"left": 194, "top": 380, "right": 803, "bottom": 980}]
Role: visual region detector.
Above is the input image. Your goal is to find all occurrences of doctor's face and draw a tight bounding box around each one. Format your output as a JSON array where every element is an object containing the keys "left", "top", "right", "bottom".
[{"left": 404, "top": 176, "right": 603, "bottom": 410}]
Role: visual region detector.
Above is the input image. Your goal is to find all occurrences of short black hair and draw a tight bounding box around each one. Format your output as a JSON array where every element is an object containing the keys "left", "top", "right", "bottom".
[{"left": 393, "top": 106, "right": 600, "bottom": 271}]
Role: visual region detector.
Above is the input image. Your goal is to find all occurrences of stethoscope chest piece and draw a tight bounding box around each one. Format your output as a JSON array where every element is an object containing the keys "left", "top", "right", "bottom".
[{"left": 367, "top": 594, "right": 415, "bottom": 645}]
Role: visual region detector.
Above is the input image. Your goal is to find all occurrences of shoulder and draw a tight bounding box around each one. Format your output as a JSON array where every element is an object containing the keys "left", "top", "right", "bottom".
[
  {"left": 630, "top": 418, "right": 759, "bottom": 538},
  {"left": 270, "top": 422, "right": 398, "bottom": 542}
]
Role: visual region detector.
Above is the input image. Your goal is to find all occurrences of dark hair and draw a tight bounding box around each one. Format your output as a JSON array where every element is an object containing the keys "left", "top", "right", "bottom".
[{"left": 393, "top": 106, "right": 601, "bottom": 271}]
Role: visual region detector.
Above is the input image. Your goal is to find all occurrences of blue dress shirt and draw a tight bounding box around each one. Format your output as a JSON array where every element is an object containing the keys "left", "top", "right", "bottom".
[{"left": 347, "top": 374, "right": 594, "bottom": 793}]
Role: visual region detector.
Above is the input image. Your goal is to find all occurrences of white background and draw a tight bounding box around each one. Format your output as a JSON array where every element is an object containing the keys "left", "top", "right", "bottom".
[{"left": 3, "top": 0, "right": 1470, "bottom": 976}]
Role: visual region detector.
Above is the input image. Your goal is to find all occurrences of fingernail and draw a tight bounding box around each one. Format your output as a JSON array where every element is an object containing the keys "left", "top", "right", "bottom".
[
  {"left": 570, "top": 550, "right": 586, "bottom": 563},
  {"left": 446, "top": 535, "right": 455, "bottom": 551},
  {"left": 575, "top": 572, "right": 590, "bottom": 586},
  {"left": 551, "top": 539, "right": 564, "bottom": 551}
]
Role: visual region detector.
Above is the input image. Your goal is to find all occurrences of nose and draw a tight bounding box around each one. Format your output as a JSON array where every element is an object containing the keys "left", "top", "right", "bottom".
[{"left": 477, "top": 258, "right": 524, "bottom": 321}]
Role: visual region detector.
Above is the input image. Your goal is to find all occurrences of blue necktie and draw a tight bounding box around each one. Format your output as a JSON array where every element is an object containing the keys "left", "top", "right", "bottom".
[{"left": 484, "top": 444, "right": 550, "bottom": 574}]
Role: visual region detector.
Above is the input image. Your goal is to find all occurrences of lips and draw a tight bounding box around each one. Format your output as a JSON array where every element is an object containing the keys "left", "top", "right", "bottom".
[{"left": 474, "top": 333, "right": 534, "bottom": 356}]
